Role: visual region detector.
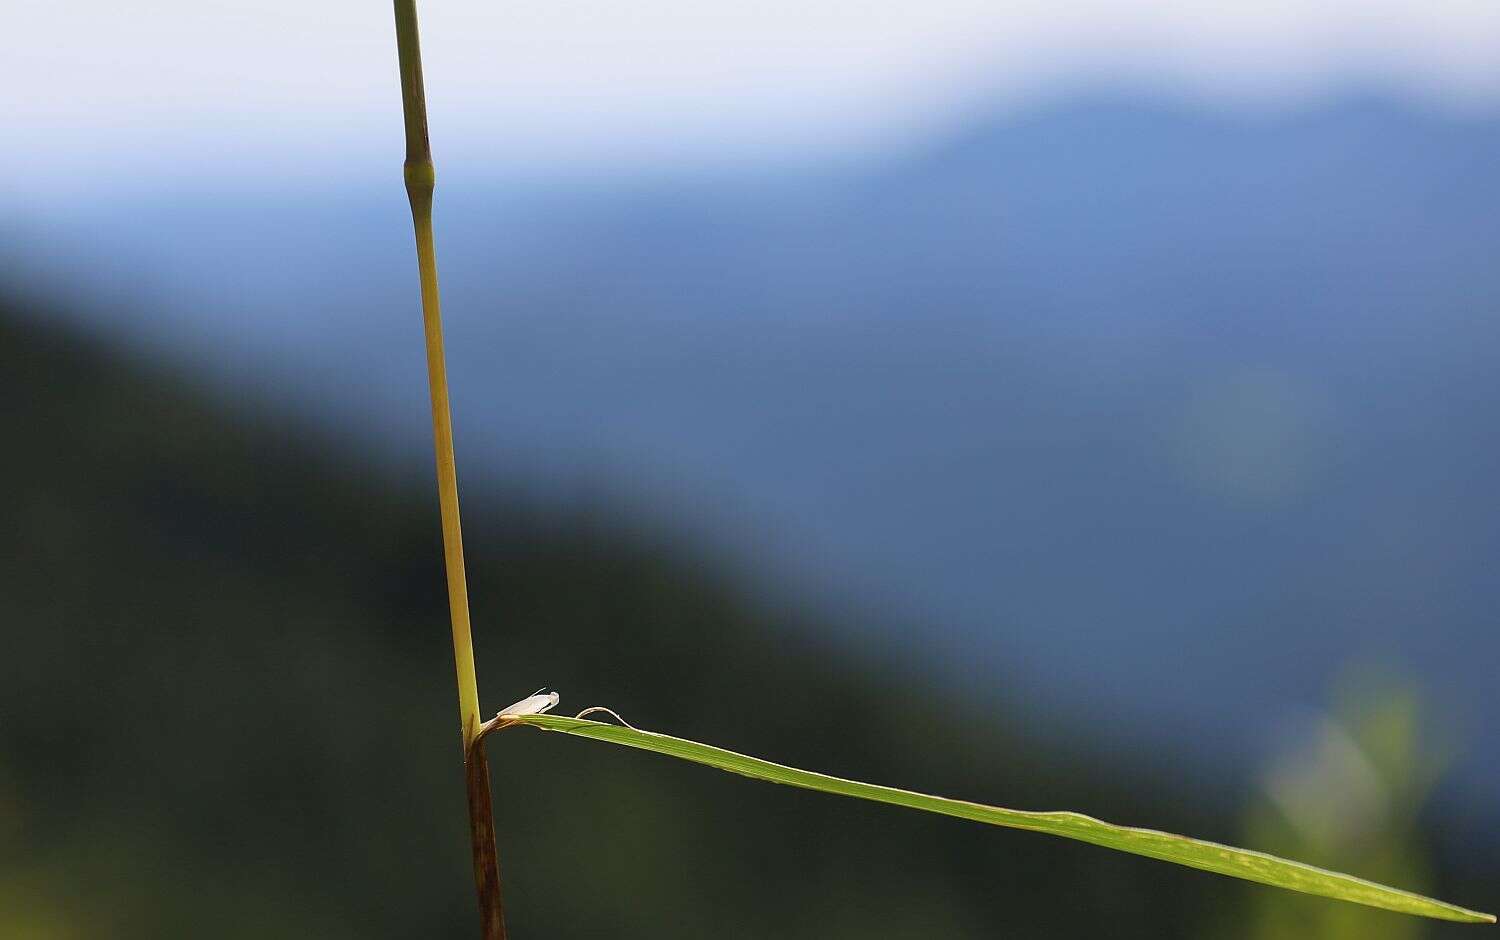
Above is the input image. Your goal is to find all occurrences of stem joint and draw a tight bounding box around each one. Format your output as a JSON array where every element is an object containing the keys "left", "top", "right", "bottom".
[{"left": 404, "top": 158, "right": 436, "bottom": 197}]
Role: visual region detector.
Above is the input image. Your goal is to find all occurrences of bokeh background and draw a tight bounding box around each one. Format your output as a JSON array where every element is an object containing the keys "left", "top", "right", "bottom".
[{"left": 3, "top": 2, "right": 1498, "bottom": 936}]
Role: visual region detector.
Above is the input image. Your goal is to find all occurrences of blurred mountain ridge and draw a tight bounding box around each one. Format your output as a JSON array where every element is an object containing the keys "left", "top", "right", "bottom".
[{"left": 7, "top": 91, "right": 1499, "bottom": 802}]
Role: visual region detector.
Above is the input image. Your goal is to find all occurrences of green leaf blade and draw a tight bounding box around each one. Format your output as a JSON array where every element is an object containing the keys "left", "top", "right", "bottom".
[{"left": 509, "top": 714, "right": 1493, "bottom": 924}]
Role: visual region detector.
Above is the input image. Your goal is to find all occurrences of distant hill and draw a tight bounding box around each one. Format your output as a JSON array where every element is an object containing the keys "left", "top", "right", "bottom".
[{"left": 11, "top": 93, "right": 1500, "bottom": 809}]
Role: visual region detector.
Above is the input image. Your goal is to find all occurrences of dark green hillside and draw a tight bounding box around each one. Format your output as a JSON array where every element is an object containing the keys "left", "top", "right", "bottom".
[{"left": 0, "top": 296, "right": 1484, "bottom": 937}]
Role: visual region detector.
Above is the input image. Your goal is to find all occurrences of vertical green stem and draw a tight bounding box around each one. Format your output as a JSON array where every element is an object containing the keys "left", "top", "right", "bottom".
[{"left": 392, "top": 2, "right": 507, "bottom": 937}]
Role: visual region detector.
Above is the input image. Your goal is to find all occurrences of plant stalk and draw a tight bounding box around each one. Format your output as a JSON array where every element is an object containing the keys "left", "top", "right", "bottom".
[{"left": 392, "top": 2, "right": 507, "bottom": 937}]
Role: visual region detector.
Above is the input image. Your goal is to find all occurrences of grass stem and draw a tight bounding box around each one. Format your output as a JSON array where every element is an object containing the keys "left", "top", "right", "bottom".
[{"left": 392, "top": 2, "right": 507, "bottom": 936}]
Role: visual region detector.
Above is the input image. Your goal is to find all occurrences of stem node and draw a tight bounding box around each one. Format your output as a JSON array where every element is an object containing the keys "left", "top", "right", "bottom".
[{"left": 404, "top": 158, "right": 436, "bottom": 196}]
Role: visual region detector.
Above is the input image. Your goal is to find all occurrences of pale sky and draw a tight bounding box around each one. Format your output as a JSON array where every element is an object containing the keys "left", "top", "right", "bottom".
[{"left": 6, "top": 1, "right": 1500, "bottom": 191}]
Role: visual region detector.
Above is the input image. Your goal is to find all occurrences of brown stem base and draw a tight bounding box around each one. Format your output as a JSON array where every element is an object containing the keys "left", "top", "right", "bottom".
[{"left": 464, "top": 745, "right": 507, "bottom": 940}]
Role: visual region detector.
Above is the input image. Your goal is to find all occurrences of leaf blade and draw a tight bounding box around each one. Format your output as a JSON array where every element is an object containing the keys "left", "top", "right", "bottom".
[{"left": 509, "top": 714, "right": 1493, "bottom": 924}]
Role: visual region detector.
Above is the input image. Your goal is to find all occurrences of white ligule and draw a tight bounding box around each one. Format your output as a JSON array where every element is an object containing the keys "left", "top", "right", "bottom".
[{"left": 498, "top": 689, "right": 560, "bottom": 717}]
